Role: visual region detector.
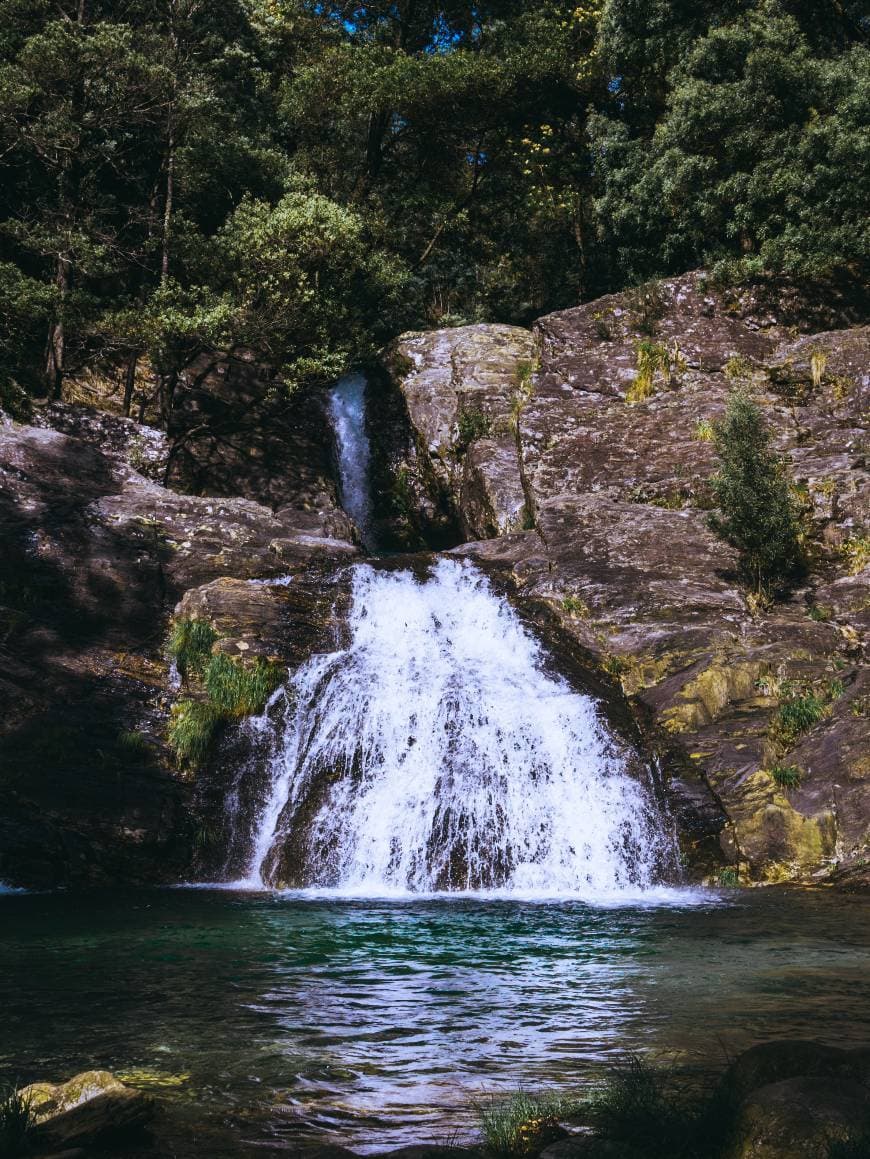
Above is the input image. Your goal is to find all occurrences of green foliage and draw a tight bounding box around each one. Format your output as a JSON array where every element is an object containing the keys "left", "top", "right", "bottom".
[
  {"left": 477, "top": 1090, "right": 583, "bottom": 1158},
  {"left": 561, "top": 595, "right": 590, "bottom": 618},
  {"left": 694, "top": 419, "right": 715, "bottom": 442},
  {"left": 718, "top": 867, "right": 740, "bottom": 887},
  {"left": 769, "top": 763, "right": 802, "bottom": 789},
  {"left": 591, "top": 2, "right": 870, "bottom": 283},
  {"left": 0, "top": 1084, "right": 33, "bottom": 1157},
  {"left": 165, "top": 618, "right": 281, "bottom": 768},
  {"left": 168, "top": 700, "right": 221, "bottom": 770},
  {"left": 167, "top": 617, "right": 217, "bottom": 681},
  {"left": 455, "top": 408, "right": 493, "bottom": 451},
  {"left": 203, "top": 654, "right": 282, "bottom": 718},
  {"left": 842, "top": 536, "right": 870, "bottom": 575},
  {"left": 709, "top": 391, "right": 804, "bottom": 594}
]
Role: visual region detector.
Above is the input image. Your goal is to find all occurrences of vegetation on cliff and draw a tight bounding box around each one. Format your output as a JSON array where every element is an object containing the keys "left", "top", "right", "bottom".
[{"left": 0, "top": 1, "right": 866, "bottom": 423}]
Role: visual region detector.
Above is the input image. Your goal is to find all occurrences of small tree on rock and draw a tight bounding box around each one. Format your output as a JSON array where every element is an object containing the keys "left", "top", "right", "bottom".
[{"left": 709, "top": 390, "right": 804, "bottom": 596}]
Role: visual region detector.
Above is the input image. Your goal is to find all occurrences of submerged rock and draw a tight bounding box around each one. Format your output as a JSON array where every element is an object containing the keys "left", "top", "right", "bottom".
[{"left": 23, "top": 1069, "right": 153, "bottom": 1149}]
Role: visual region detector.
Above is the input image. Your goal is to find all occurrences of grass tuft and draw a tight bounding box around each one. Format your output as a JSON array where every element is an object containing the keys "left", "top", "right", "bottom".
[
  {"left": 477, "top": 1090, "right": 582, "bottom": 1157},
  {"left": 203, "top": 654, "right": 282, "bottom": 718},
  {"left": 167, "top": 700, "right": 221, "bottom": 768},
  {"left": 771, "top": 693, "right": 829, "bottom": 747},
  {"left": 769, "top": 763, "right": 802, "bottom": 789},
  {"left": 627, "top": 340, "right": 670, "bottom": 404},
  {"left": 0, "top": 1084, "right": 34, "bottom": 1157},
  {"left": 167, "top": 617, "right": 217, "bottom": 680},
  {"left": 590, "top": 1055, "right": 734, "bottom": 1159}
]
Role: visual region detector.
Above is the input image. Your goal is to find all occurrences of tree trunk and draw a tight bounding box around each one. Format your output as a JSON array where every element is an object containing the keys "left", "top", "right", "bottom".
[
  {"left": 45, "top": 253, "right": 70, "bottom": 400},
  {"left": 123, "top": 352, "right": 139, "bottom": 417},
  {"left": 161, "top": 107, "right": 175, "bottom": 284}
]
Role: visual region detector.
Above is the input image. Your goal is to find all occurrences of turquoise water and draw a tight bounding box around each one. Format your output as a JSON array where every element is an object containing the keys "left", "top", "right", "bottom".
[{"left": 1, "top": 888, "right": 869, "bottom": 1154}]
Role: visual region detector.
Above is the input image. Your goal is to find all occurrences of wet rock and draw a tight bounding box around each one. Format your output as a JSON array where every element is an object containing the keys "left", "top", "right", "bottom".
[
  {"left": 23, "top": 1070, "right": 153, "bottom": 1149},
  {"left": 727, "top": 1076, "right": 870, "bottom": 1159}
]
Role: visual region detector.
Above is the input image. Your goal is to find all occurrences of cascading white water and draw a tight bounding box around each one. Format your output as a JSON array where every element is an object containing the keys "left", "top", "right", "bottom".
[
  {"left": 328, "top": 372, "right": 373, "bottom": 546},
  {"left": 244, "top": 558, "right": 677, "bottom": 897}
]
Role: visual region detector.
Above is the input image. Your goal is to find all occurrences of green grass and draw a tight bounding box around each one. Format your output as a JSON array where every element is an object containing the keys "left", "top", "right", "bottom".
[
  {"left": 769, "top": 764, "right": 802, "bottom": 789},
  {"left": 771, "top": 693, "right": 829, "bottom": 747},
  {"left": 477, "top": 1090, "right": 583, "bottom": 1157},
  {"left": 167, "top": 617, "right": 218, "bottom": 679},
  {"left": 203, "top": 654, "right": 282, "bottom": 717},
  {"left": 0, "top": 1084, "right": 34, "bottom": 1157},
  {"left": 718, "top": 867, "right": 739, "bottom": 887},
  {"left": 167, "top": 700, "right": 221, "bottom": 768}
]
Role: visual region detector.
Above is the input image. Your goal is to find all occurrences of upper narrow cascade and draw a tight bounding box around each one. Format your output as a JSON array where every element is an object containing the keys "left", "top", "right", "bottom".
[
  {"left": 245, "top": 559, "right": 677, "bottom": 896},
  {"left": 328, "top": 372, "right": 373, "bottom": 549}
]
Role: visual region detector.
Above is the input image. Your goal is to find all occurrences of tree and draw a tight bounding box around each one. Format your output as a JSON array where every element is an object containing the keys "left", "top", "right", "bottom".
[
  {"left": 709, "top": 390, "right": 804, "bottom": 595},
  {"left": 589, "top": 1, "right": 870, "bottom": 283}
]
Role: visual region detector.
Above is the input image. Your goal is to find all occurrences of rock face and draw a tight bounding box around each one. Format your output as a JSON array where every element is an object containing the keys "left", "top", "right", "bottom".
[
  {"left": 0, "top": 380, "right": 359, "bottom": 888},
  {"left": 381, "top": 272, "right": 869, "bottom": 884},
  {"left": 23, "top": 1069, "right": 154, "bottom": 1149},
  {"left": 375, "top": 324, "right": 537, "bottom": 543}
]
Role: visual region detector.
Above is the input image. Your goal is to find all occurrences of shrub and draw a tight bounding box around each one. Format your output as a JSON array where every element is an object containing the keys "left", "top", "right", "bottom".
[
  {"left": 724, "top": 355, "right": 753, "bottom": 381},
  {"left": 718, "top": 867, "right": 739, "bottom": 887},
  {"left": 769, "top": 764, "right": 802, "bottom": 789},
  {"left": 709, "top": 391, "right": 804, "bottom": 595},
  {"left": 0, "top": 1084, "right": 33, "bottom": 1157},
  {"left": 477, "top": 1090, "right": 582, "bottom": 1157},
  {"left": 203, "top": 654, "right": 282, "bottom": 717},
  {"left": 694, "top": 419, "right": 715, "bottom": 442},
  {"left": 626, "top": 281, "right": 668, "bottom": 335},
  {"left": 167, "top": 700, "right": 221, "bottom": 768},
  {"left": 167, "top": 617, "right": 217, "bottom": 680}
]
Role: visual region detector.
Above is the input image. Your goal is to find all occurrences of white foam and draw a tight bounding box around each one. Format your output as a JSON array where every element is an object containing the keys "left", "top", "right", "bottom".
[{"left": 246, "top": 559, "right": 678, "bottom": 896}]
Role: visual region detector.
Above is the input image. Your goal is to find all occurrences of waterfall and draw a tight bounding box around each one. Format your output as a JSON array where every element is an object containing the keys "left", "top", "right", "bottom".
[
  {"left": 243, "top": 558, "right": 677, "bottom": 897},
  {"left": 329, "top": 372, "right": 373, "bottom": 547}
]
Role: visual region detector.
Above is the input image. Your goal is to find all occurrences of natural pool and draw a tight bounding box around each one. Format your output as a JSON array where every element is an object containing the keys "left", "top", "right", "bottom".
[{"left": 1, "top": 887, "right": 869, "bottom": 1155}]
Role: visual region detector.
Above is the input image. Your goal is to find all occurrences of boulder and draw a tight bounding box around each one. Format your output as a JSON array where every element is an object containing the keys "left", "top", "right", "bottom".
[
  {"left": 382, "top": 270, "right": 870, "bottom": 883},
  {"left": 23, "top": 1070, "right": 153, "bottom": 1149},
  {"left": 727, "top": 1076, "right": 870, "bottom": 1159},
  {"left": 725, "top": 1040, "right": 870, "bottom": 1101}
]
